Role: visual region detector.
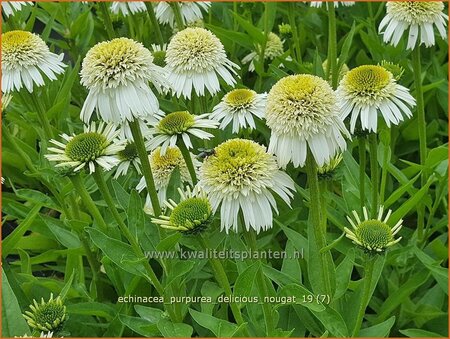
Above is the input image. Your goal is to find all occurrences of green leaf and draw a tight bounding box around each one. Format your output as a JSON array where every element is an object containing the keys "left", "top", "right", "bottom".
[
  {"left": 359, "top": 316, "right": 395, "bottom": 337},
  {"left": 278, "top": 284, "right": 325, "bottom": 312},
  {"left": 3, "top": 204, "right": 42, "bottom": 257},
  {"left": 337, "top": 22, "right": 356, "bottom": 73},
  {"left": 59, "top": 269, "right": 75, "bottom": 300},
  {"left": 157, "top": 319, "right": 193, "bottom": 338},
  {"left": 334, "top": 250, "right": 355, "bottom": 299},
  {"left": 231, "top": 11, "right": 265, "bottom": 45},
  {"left": 2, "top": 270, "right": 30, "bottom": 337},
  {"left": 389, "top": 177, "right": 434, "bottom": 225},
  {"left": 375, "top": 269, "right": 431, "bottom": 322},
  {"left": 399, "top": 329, "right": 444, "bottom": 338},
  {"left": 234, "top": 262, "right": 260, "bottom": 301},
  {"left": 67, "top": 302, "right": 116, "bottom": 320},
  {"left": 206, "top": 24, "right": 254, "bottom": 50},
  {"left": 189, "top": 308, "right": 238, "bottom": 337},
  {"left": 86, "top": 228, "right": 147, "bottom": 277},
  {"left": 413, "top": 247, "right": 448, "bottom": 295},
  {"left": 119, "top": 315, "right": 160, "bottom": 337}
]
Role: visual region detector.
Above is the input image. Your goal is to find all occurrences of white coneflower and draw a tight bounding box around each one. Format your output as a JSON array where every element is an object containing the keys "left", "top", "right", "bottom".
[
  {"left": 1, "top": 30, "right": 66, "bottom": 94},
  {"left": 165, "top": 27, "right": 239, "bottom": 99},
  {"left": 2, "top": 1, "right": 32, "bottom": 17},
  {"left": 337, "top": 65, "right": 416, "bottom": 133},
  {"left": 266, "top": 74, "right": 350, "bottom": 168},
  {"left": 80, "top": 37, "right": 166, "bottom": 123},
  {"left": 137, "top": 146, "right": 193, "bottom": 212},
  {"left": 379, "top": 1, "right": 448, "bottom": 49},
  {"left": 110, "top": 1, "right": 146, "bottom": 16},
  {"left": 345, "top": 206, "right": 402, "bottom": 253},
  {"left": 114, "top": 141, "right": 141, "bottom": 178},
  {"left": 146, "top": 110, "right": 218, "bottom": 155},
  {"left": 155, "top": 2, "right": 211, "bottom": 28},
  {"left": 310, "top": 2, "right": 355, "bottom": 8},
  {"left": 242, "top": 32, "right": 286, "bottom": 72},
  {"left": 211, "top": 88, "right": 267, "bottom": 133},
  {"left": 151, "top": 186, "right": 212, "bottom": 234},
  {"left": 45, "top": 122, "right": 126, "bottom": 174},
  {"left": 198, "top": 138, "right": 295, "bottom": 233}
]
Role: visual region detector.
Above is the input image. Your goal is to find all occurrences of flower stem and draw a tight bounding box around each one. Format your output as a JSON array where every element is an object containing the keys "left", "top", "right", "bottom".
[
  {"left": 305, "top": 153, "right": 333, "bottom": 296},
  {"left": 327, "top": 1, "right": 338, "bottom": 89},
  {"left": 128, "top": 119, "right": 161, "bottom": 216},
  {"left": 90, "top": 168, "right": 183, "bottom": 315},
  {"left": 145, "top": 2, "right": 165, "bottom": 47},
  {"left": 351, "top": 255, "right": 375, "bottom": 337},
  {"left": 368, "top": 133, "right": 378, "bottom": 218},
  {"left": 99, "top": 2, "right": 116, "bottom": 40},
  {"left": 243, "top": 231, "right": 275, "bottom": 336},
  {"left": 29, "top": 92, "right": 53, "bottom": 140},
  {"left": 288, "top": 2, "right": 302, "bottom": 63},
  {"left": 198, "top": 235, "right": 249, "bottom": 336},
  {"left": 358, "top": 136, "right": 367, "bottom": 214},
  {"left": 70, "top": 174, "right": 108, "bottom": 232},
  {"left": 177, "top": 138, "right": 198, "bottom": 185},
  {"left": 379, "top": 137, "right": 390, "bottom": 205},
  {"left": 412, "top": 45, "right": 426, "bottom": 241},
  {"left": 170, "top": 2, "right": 185, "bottom": 30}
]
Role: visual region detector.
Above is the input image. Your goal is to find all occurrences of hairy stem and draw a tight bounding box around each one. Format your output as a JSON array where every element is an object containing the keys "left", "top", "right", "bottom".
[
  {"left": 358, "top": 136, "right": 367, "bottom": 214},
  {"left": 327, "top": 1, "right": 338, "bottom": 88},
  {"left": 352, "top": 256, "right": 375, "bottom": 337},
  {"left": 129, "top": 119, "right": 162, "bottom": 216},
  {"left": 99, "top": 2, "right": 116, "bottom": 40},
  {"left": 177, "top": 138, "right": 198, "bottom": 185},
  {"left": 368, "top": 133, "right": 378, "bottom": 218},
  {"left": 70, "top": 174, "right": 108, "bottom": 232},
  {"left": 412, "top": 45, "right": 426, "bottom": 241},
  {"left": 198, "top": 235, "right": 249, "bottom": 336}
]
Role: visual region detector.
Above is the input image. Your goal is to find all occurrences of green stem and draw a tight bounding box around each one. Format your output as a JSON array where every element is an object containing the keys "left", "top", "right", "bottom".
[
  {"left": 177, "top": 139, "right": 198, "bottom": 185},
  {"left": 170, "top": 2, "right": 185, "bottom": 30},
  {"left": 243, "top": 231, "right": 275, "bottom": 336},
  {"left": 412, "top": 45, "right": 426, "bottom": 241},
  {"left": 352, "top": 256, "right": 375, "bottom": 337},
  {"left": 70, "top": 174, "right": 108, "bottom": 232},
  {"left": 25, "top": 91, "right": 53, "bottom": 140},
  {"left": 368, "top": 133, "right": 378, "bottom": 218},
  {"left": 379, "top": 138, "right": 390, "bottom": 205},
  {"left": 198, "top": 236, "right": 249, "bottom": 336},
  {"left": 91, "top": 168, "right": 180, "bottom": 322},
  {"left": 358, "top": 137, "right": 366, "bottom": 214},
  {"left": 305, "top": 153, "right": 332, "bottom": 296},
  {"left": 99, "top": 2, "right": 116, "bottom": 39},
  {"left": 145, "top": 2, "right": 164, "bottom": 46},
  {"left": 327, "top": 1, "right": 338, "bottom": 88},
  {"left": 128, "top": 119, "right": 161, "bottom": 216},
  {"left": 288, "top": 2, "right": 302, "bottom": 63}
]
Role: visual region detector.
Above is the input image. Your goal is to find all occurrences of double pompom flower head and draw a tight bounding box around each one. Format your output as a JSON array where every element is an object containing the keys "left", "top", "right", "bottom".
[
  {"left": 1, "top": 30, "right": 66, "bottom": 93},
  {"left": 379, "top": 1, "right": 448, "bottom": 49},
  {"left": 337, "top": 65, "right": 416, "bottom": 133},
  {"left": 266, "top": 74, "right": 349, "bottom": 168}
]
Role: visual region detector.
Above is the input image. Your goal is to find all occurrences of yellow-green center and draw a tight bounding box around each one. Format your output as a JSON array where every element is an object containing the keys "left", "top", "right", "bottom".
[
  {"left": 169, "top": 197, "right": 212, "bottom": 232},
  {"left": 225, "top": 89, "right": 256, "bottom": 107},
  {"left": 2, "top": 30, "right": 33, "bottom": 50},
  {"left": 345, "top": 65, "right": 391, "bottom": 95},
  {"left": 65, "top": 132, "right": 107, "bottom": 162},
  {"left": 355, "top": 220, "right": 394, "bottom": 250},
  {"left": 158, "top": 111, "right": 195, "bottom": 135}
]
